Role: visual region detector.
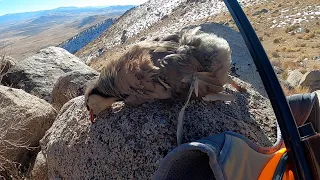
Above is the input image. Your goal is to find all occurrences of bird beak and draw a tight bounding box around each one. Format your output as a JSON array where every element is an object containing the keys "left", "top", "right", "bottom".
[{"left": 90, "top": 109, "right": 96, "bottom": 123}]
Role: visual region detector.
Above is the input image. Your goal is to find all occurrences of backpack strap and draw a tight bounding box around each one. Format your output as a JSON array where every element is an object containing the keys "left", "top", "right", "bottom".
[
  {"left": 287, "top": 92, "right": 320, "bottom": 180},
  {"left": 302, "top": 133, "right": 320, "bottom": 180},
  {"left": 154, "top": 132, "right": 283, "bottom": 180}
]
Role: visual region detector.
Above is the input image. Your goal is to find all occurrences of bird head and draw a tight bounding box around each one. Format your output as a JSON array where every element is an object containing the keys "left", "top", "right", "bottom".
[{"left": 85, "top": 79, "right": 119, "bottom": 123}]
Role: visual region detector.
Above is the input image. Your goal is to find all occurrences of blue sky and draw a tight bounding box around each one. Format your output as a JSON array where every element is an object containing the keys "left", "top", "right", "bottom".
[{"left": 0, "top": 0, "right": 148, "bottom": 16}]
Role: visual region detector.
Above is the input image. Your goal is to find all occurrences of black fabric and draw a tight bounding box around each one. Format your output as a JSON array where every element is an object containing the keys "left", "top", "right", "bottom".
[
  {"left": 286, "top": 92, "right": 319, "bottom": 128},
  {"left": 298, "top": 123, "right": 316, "bottom": 139},
  {"left": 303, "top": 134, "right": 320, "bottom": 180},
  {"left": 164, "top": 150, "right": 215, "bottom": 180},
  {"left": 287, "top": 92, "right": 320, "bottom": 180},
  {"left": 272, "top": 152, "right": 288, "bottom": 180},
  {"left": 90, "top": 88, "right": 110, "bottom": 98}
]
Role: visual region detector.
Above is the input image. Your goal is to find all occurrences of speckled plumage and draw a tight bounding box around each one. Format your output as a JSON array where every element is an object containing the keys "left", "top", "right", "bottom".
[{"left": 85, "top": 27, "right": 238, "bottom": 119}]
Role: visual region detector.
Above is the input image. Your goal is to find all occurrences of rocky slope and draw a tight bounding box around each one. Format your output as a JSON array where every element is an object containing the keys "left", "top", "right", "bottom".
[
  {"left": 59, "top": 18, "right": 114, "bottom": 56},
  {"left": 75, "top": 0, "right": 264, "bottom": 63},
  {"left": 0, "top": 6, "right": 134, "bottom": 60},
  {"left": 76, "top": 0, "right": 320, "bottom": 95}
]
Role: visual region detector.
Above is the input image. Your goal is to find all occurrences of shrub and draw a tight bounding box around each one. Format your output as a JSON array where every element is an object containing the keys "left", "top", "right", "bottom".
[
  {"left": 281, "top": 60, "right": 299, "bottom": 70},
  {"left": 281, "top": 85, "right": 311, "bottom": 96},
  {"left": 273, "top": 37, "right": 282, "bottom": 43},
  {"left": 271, "top": 51, "right": 280, "bottom": 58},
  {"left": 285, "top": 24, "right": 300, "bottom": 33},
  {"left": 303, "top": 33, "right": 315, "bottom": 40}
]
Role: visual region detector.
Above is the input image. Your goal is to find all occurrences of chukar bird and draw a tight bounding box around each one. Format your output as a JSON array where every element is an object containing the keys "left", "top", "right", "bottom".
[{"left": 85, "top": 27, "right": 244, "bottom": 124}]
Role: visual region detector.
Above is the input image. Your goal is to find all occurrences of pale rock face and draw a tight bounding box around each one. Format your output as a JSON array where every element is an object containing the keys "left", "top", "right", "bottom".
[
  {"left": 76, "top": 0, "right": 266, "bottom": 61},
  {"left": 51, "top": 70, "right": 99, "bottom": 110},
  {"left": 287, "top": 69, "right": 304, "bottom": 87},
  {"left": 1, "top": 47, "right": 96, "bottom": 102},
  {"left": 0, "top": 85, "right": 56, "bottom": 174},
  {"left": 30, "top": 151, "right": 48, "bottom": 180},
  {"left": 299, "top": 70, "right": 320, "bottom": 91}
]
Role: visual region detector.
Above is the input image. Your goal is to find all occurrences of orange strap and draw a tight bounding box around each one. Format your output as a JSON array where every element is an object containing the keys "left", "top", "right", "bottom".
[{"left": 258, "top": 148, "right": 294, "bottom": 180}]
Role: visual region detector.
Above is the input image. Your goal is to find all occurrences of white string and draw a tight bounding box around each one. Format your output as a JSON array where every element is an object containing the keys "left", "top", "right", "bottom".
[{"left": 176, "top": 76, "right": 196, "bottom": 145}]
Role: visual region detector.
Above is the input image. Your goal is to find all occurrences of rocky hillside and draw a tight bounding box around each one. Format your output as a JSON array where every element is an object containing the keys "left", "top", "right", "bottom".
[
  {"left": 75, "top": 0, "right": 263, "bottom": 63},
  {"left": 59, "top": 18, "right": 114, "bottom": 56},
  {"left": 75, "top": 0, "right": 319, "bottom": 95},
  {"left": 0, "top": 5, "right": 134, "bottom": 60}
]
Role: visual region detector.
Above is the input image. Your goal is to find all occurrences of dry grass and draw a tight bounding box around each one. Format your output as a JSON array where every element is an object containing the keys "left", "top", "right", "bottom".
[
  {"left": 300, "top": 68, "right": 308, "bottom": 74},
  {"left": 281, "top": 70, "right": 289, "bottom": 80},
  {"left": 282, "top": 85, "right": 311, "bottom": 96},
  {"left": 285, "top": 24, "right": 300, "bottom": 33},
  {"left": 0, "top": 45, "right": 8, "bottom": 84},
  {"left": 282, "top": 54, "right": 296, "bottom": 58},
  {"left": 259, "top": 36, "right": 264, "bottom": 41},
  {"left": 270, "top": 59, "right": 281, "bottom": 67},
  {"left": 0, "top": 56, "right": 5, "bottom": 83},
  {"left": 303, "top": 33, "right": 316, "bottom": 40},
  {"left": 295, "top": 42, "right": 307, "bottom": 47},
  {"left": 311, "top": 43, "right": 320, "bottom": 48},
  {"left": 297, "top": 35, "right": 303, "bottom": 39},
  {"left": 0, "top": 106, "right": 33, "bottom": 179},
  {"left": 282, "top": 47, "right": 301, "bottom": 53},
  {"left": 264, "top": 32, "right": 271, "bottom": 37},
  {"left": 273, "top": 37, "right": 282, "bottom": 43},
  {"left": 0, "top": 84, "right": 44, "bottom": 179},
  {"left": 271, "top": 51, "right": 280, "bottom": 58},
  {"left": 308, "top": 61, "right": 320, "bottom": 69},
  {"left": 298, "top": 54, "right": 310, "bottom": 61},
  {"left": 281, "top": 60, "right": 299, "bottom": 70}
]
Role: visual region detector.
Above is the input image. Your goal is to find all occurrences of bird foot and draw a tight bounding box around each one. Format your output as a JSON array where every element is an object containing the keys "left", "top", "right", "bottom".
[
  {"left": 182, "top": 73, "right": 225, "bottom": 98},
  {"left": 157, "top": 77, "right": 171, "bottom": 90},
  {"left": 228, "top": 76, "right": 247, "bottom": 93},
  {"left": 202, "top": 93, "right": 236, "bottom": 102}
]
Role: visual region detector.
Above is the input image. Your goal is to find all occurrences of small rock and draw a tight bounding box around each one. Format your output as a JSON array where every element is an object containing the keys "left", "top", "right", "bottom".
[
  {"left": 279, "top": 79, "right": 293, "bottom": 90},
  {"left": 296, "top": 27, "right": 303, "bottom": 33},
  {"left": 252, "top": 9, "right": 268, "bottom": 16},
  {"left": 140, "top": 37, "right": 147, "bottom": 41},
  {"left": 273, "top": 66, "right": 283, "bottom": 74},
  {"left": 51, "top": 70, "right": 99, "bottom": 110},
  {"left": 299, "top": 70, "right": 320, "bottom": 91},
  {"left": 313, "top": 55, "right": 320, "bottom": 61},
  {"left": 31, "top": 151, "right": 48, "bottom": 180},
  {"left": 121, "top": 30, "right": 128, "bottom": 44},
  {"left": 161, "top": 15, "right": 169, "bottom": 20},
  {"left": 287, "top": 70, "right": 304, "bottom": 87}
]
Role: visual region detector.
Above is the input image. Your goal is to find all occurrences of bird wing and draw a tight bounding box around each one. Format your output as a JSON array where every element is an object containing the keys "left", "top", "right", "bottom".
[
  {"left": 155, "top": 54, "right": 204, "bottom": 96},
  {"left": 114, "top": 46, "right": 172, "bottom": 105}
]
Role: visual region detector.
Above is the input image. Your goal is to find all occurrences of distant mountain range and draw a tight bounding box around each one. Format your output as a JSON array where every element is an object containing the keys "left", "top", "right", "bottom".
[
  {"left": 0, "top": 5, "right": 135, "bottom": 26},
  {"left": 0, "top": 5, "right": 135, "bottom": 60}
]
